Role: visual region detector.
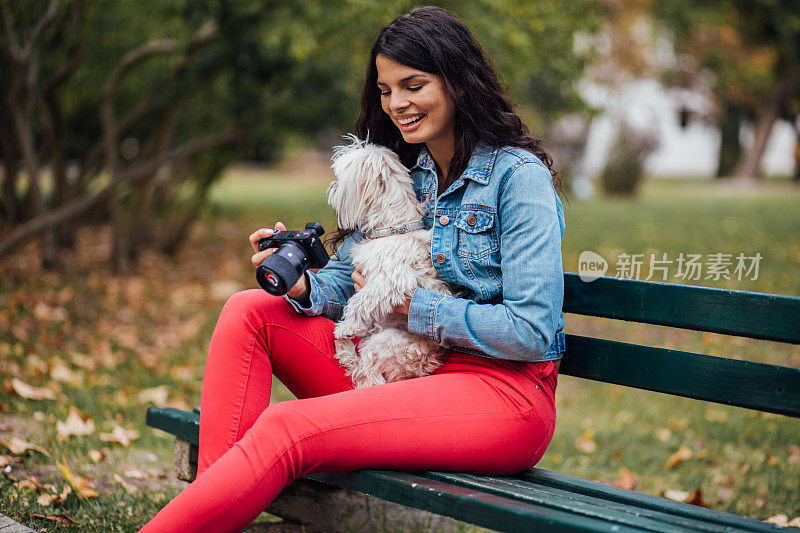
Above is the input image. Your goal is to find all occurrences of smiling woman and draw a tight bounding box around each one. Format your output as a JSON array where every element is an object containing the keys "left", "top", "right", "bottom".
[{"left": 140, "top": 6, "right": 566, "bottom": 533}]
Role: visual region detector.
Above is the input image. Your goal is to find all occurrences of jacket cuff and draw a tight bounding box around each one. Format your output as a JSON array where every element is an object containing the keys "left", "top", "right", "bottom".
[
  {"left": 284, "top": 272, "right": 324, "bottom": 316},
  {"left": 408, "top": 287, "right": 445, "bottom": 341}
]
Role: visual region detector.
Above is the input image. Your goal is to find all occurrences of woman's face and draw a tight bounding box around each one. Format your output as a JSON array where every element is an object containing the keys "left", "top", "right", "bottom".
[{"left": 376, "top": 54, "right": 456, "bottom": 151}]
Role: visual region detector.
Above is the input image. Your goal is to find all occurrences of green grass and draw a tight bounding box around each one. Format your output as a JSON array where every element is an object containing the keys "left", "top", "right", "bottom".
[{"left": 1, "top": 166, "right": 798, "bottom": 530}]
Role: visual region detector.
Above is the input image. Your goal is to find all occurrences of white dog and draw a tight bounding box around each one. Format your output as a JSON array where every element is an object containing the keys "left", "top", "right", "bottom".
[{"left": 327, "top": 135, "right": 457, "bottom": 388}]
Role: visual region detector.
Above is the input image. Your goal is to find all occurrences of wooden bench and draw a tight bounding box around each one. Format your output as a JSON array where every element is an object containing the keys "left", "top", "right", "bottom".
[{"left": 146, "top": 273, "right": 800, "bottom": 532}]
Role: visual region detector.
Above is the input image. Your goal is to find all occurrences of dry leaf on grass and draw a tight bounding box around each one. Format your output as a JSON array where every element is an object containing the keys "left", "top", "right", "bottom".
[
  {"left": 138, "top": 385, "right": 169, "bottom": 405},
  {"left": 123, "top": 469, "right": 146, "bottom": 479},
  {"left": 685, "top": 488, "right": 708, "bottom": 508},
  {"left": 55, "top": 454, "right": 99, "bottom": 498},
  {"left": 88, "top": 449, "right": 107, "bottom": 463},
  {"left": 609, "top": 468, "right": 637, "bottom": 490},
  {"left": 8, "top": 378, "right": 56, "bottom": 400},
  {"left": 765, "top": 514, "right": 800, "bottom": 527},
  {"left": 99, "top": 425, "right": 140, "bottom": 447},
  {"left": 655, "top": 428, "right": 672, "bottom": 442},
  {"left": 667, "top": 417, "right": 688, "bottom": 432},
  {"left": 665, "top": 446, "right": 693, "bottom": 468},
  {"left": 114, "top": 473, "right": 139, "bottom": 494},
  {"left": 575, "top": 429, "right": 597, "bottom": 454},
  {"left": 0, "top": 436, "right": 51, "bottom": 457},
  {"left": 56, "top": 406, "right": 95, "bottom": 440},
  {"left": 0, "top": 454, "right": 23, "bottom": 466},
  {"left": 788, "top": 445, "right": 800, "bottom": 465},
  {"left": 49, "top": 359, "right": 83, "bottom": 385},
  {"left": 37, "top": 486, "right": 72, "bottom": 506},
  {"left": 30, "top": 513, "right": 75, "bottom": 526},
  {"left": 663, "top": 488, "right": 708, "bottom": 508}
]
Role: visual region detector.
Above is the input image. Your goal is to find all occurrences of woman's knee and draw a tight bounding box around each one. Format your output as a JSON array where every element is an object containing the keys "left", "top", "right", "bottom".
[{"left": 220, "top": 289, "right": 292, "bottom": 330}]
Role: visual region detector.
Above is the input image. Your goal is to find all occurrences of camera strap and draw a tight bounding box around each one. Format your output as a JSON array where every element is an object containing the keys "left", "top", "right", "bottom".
[{"left": 364, "top": 220, "right": 425, "bottom": 239}]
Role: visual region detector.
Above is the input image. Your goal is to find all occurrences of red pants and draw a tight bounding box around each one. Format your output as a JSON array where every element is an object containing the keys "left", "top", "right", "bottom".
[{"left": 140, "top": 290, "right": 558, "bottom": 532}]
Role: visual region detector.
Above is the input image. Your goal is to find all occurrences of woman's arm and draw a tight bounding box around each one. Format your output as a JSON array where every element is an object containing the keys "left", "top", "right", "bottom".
[
  {"left": 406, "top": 161, "right": 564, "bottom": 361},
  {"left": 284, "top": 231, "right": 360, "bottom": 322}
]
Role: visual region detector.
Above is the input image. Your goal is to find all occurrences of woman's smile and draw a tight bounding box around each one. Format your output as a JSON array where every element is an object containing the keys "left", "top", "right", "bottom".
[{"left": 376, "top": 54, "right": 456, "bottom": 154}]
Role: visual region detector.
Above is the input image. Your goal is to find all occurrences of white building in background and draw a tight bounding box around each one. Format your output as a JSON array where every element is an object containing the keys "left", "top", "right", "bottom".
[{"left": 579, "top": 79, "right": 798, "bottom": 178}]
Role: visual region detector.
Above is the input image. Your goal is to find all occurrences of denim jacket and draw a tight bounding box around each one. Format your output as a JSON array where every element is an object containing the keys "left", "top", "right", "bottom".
[{"left": 286, "top": 142, "right": 566, "bottom": 362}]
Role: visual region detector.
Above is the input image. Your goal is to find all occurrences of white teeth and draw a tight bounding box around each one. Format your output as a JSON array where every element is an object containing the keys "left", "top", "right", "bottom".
[{"left": 398, "top": 114, "right": 425, "bottom": 125}]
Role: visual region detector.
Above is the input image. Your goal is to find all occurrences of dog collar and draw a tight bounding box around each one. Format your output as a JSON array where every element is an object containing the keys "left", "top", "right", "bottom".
[{"left": 364, "top": 220, "right": 425, "bottom": 239}]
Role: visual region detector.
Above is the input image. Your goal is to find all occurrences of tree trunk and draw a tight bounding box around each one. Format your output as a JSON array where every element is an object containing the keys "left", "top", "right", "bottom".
[
  {"left": 0, "top": 105, "right": 20, "bottom": 223},
  {"left": 733, "top": 68, "right": 799, "bottom": 179},
  {"left": 716, "top": 102, "right": 742, "bottom": 178}
]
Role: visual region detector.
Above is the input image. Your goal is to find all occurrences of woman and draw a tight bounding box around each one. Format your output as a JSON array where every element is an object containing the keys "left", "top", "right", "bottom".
[{"left": 140, "top": 6, "right": 565, "bottom": 532}]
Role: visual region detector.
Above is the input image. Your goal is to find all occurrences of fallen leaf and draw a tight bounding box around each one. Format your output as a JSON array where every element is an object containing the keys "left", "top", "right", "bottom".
[
  {"left": 137, "top": 385, "right": 169, "bottom": 405},
  {"left": 665, "top": 446, "right": 692, "bottom": 469},
  {"left": 655, "top": 428, "right": 672, "bottom": 442},
  {"left": 88, "top": 449, "right": 107, "bottom": 463},
  {"left": 123, "top": 469, "right": 146, "bottom": 479},
  {"left": 575, "top": 429, "right": 596, "bottom": 454},
  {"left": 766, "top": 514, "right": 788, "bottom": 526},
  {"left": 9, "top": 378, "right": 56, "bottom": 401},
  {"left": 56, "top": 406, "right": 95, "bottom": 441},
  {"left": 663, "top": 489, "right": 690, "bottom": 502},
  {"left": 17, "top": 476, "right": 44, "bottom": 491},
  {"left": 704, "top": 408, "right": 729, "bottom": 422},
  {"left": 99, "top": 425, "right": 140, "bottom": 447},
  {"left": 685, "top": 488, "right": 708, "bottom": 508},
  {"left": 740, "top": 464, "right": 751, "bottom": 475},
  {"left": 113, "top": 473, "right": 139, "bottom": 494},
  {"left": 30, "top": 513, "right": 74, "bottom": 526},
  {"left": 55, "top": 455, "right": 99, "bottom": 498},
  {"left": 0, "top": 455, "right": 22, "bottom": 466},
  {"left": 667, "top": 417, "right": 688, "bottom": 432},
  {"left": 49, "top": 359, "right": 83, "bottom": 385},
  {"left": 0, "top": 436, "right": 51, "bottom": 457},
  {"left": 33, "top": 302, "right": 68, "bottom": 322},
  {"left": 610, "top": 468, "right": 637, "bottom": 490},
  {"left": 36, "top": 486, "right": 72, "bottom": 507},
  {"left": 767, "top": 456, "right": 779, "bottom": 466},
  {"left": 788, "top": 445, "right": 800, "bottom": 464}
]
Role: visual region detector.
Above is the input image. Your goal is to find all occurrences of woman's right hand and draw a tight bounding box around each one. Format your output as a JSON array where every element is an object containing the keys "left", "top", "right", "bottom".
[{"left": 249, "top": 222, "right": 310, "bottom": 300}]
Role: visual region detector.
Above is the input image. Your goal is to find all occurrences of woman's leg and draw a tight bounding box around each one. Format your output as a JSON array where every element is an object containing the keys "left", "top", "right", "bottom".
[
  {"left": 198, "top": 290, "right": 354, "bottom": 474},
  {"left": 141, "top": 352, "right": 557, "bottom": 533}
]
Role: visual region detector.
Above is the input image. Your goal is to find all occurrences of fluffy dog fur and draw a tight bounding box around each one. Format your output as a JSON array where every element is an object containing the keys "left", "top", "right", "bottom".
[{"left": 327, "top": 135, "right": 456, "bottom": 388}]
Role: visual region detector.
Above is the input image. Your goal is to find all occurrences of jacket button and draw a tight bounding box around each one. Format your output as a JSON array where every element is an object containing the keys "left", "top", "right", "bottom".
[
  {"left": 467, "top": 214, "right": 477, "bottom": 226},
  {"left": 439, "top": 215, "right": 450, "bottom": 226},
  {"left": 435, "top": 253, "right": 445, "bottom": 264}
]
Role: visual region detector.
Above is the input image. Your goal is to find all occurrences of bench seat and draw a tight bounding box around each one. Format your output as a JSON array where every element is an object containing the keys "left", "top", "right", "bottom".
[{"left": 145, "top": 274, "right": 800, "bottom": 532}]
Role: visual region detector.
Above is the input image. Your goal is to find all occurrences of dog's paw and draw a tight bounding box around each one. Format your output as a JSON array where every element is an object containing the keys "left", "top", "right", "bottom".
[{"left": 334, "top": 322, "right": 357, "bottom": 340}]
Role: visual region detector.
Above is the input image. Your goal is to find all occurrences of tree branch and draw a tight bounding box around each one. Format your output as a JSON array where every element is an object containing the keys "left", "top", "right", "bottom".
[{"left": 0, "top": 128, "right": 241, "bottom": 258}]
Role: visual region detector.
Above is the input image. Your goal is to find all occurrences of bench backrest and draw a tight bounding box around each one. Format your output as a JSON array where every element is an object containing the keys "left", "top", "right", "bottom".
[{"left": 560, "top": 273, "right": 800, "bottom": 418}]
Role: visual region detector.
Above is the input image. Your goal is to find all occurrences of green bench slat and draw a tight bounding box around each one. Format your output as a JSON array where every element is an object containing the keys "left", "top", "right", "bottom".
[
  {"left": 146, "top": 407, "right": 200, "bottom": 445},
  {"left": 513, "top": 469, "right": 784, "bottom": 533},
  {"left": 422, "top": 472, "right": 711, "bottom": 533},
  {"left": 427, "top": 471, "right": 781, "bottom": 533},
  {"left": 307, "top": 470, "right": 643, "bottom": 533},
  {"left": 563, "top": 274, "right": 800, "bottom": 344},
  {"left": 561, "top": 334, "right": 800, "bottom": 418}
]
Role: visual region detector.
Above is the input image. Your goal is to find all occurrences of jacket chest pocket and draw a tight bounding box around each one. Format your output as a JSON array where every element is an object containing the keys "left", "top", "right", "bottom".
[{"left": 455, "top": 207, "right": 499, "bottom": 261}]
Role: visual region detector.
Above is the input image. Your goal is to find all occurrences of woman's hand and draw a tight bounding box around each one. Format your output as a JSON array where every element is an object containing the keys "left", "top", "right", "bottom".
[
  {"left": 351, "top": 266, "right": 414, "bottom": 315},
  {"left": 249, "top": 222, "right": 310, "bottom": 300}
]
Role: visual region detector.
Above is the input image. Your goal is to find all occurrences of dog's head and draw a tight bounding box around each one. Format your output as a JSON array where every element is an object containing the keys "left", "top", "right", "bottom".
[{"left": 328, "top": 134, "right": 421, "bottom": 231}]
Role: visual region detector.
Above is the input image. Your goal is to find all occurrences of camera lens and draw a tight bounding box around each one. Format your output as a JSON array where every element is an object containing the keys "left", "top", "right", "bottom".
[{"left": 256, "top": 242, "right": 309, "bottom": 296}]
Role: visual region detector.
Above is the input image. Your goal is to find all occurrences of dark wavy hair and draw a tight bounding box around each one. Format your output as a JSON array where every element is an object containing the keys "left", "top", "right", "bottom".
[{"left": 329, "top": 6, "right": 559, "bottom": 250}]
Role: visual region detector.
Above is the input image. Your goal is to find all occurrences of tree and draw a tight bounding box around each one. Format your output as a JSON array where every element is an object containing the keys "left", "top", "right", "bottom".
[
  {"left": 652, "top": 0, "right": 800, "bottom": 179},
  {"left": 0, "top": 0, "right": 600, "bottom": 271}
]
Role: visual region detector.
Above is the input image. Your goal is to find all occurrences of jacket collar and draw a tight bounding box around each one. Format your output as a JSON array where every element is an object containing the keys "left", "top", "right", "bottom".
[{"left": 410, "top": 142, "right": 497, "bottom": 185}]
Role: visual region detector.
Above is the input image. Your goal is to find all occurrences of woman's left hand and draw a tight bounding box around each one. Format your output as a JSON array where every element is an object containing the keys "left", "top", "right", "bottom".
[{"left": 352, "top": 267, "right": 413, "bottom": 315}]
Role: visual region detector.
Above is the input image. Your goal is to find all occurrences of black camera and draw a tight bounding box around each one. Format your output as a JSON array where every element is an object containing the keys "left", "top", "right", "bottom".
[{"left": 256, "top": 222, "right": 329, "bottom": 296}]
